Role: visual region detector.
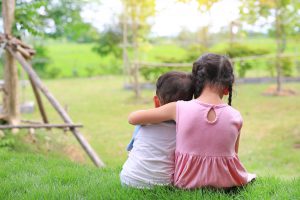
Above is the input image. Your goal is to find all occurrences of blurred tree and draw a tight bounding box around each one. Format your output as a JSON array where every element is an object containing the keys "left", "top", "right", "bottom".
[
  {"left": 240, "top": 0, "right": 300, "bottom": 93},
  {"left": 177, "top": 0, "right": 219, "bottom": 10},
  {"left": 176, "top": 0, "right": 219, "bottom": 56},
  {"left": 92, "top": 27, "right": 122, "bottom": 58},
  {"left": 31, "top": 44, "right": 51, "bottom": 78},
  {"left": 0, "top": 0, "right": 96, "bottom": 41},
  {"left": 121, "top": 0, "right": 156, "bottom": 98}
]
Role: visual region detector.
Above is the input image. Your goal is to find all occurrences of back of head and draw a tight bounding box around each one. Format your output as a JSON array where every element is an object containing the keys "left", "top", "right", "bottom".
[
  {"left": 192, "top": 53, "right": 234, "bottom": 105},
  {"left": 156, "top": 71, "right": 194, "bottom": 105}
]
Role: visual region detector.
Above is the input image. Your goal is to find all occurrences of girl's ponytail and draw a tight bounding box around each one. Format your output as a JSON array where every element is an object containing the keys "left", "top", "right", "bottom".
[
  {"left": 228, "top": 84, "right": 232, "bottom": 106},
  {"left": 193, "top": 62, "right": 206, "bottom": 98}
]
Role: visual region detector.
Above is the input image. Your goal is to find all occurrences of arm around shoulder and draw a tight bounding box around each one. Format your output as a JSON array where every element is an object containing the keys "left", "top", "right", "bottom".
[{"left": 128, "top": 102, "right": 177, "bottom": 125}]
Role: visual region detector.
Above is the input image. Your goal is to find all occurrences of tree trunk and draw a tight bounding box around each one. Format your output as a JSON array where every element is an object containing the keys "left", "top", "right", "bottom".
[
  {"left": 122, "top": 3, "right": 130, "bottom": 82},
  {"left": 131, "top": 4, "right": 141, "bottom": 98},
  {"left": 2, "top": 0, "right": 20, "bottom": 125},
  {"left": 275, "top": 7, "right": 282, "bottom": 93}
]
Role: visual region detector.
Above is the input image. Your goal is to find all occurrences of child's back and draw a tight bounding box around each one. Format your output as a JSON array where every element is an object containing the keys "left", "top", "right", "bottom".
[
  {"left": 175, "top": 100, "right": 255, "bottom": 188},
  {"left": 120, "top": 71, "right": 194, "bottom": 188},
  {"left": 120, "top": 122, "right": 176, "bottom": 187}
]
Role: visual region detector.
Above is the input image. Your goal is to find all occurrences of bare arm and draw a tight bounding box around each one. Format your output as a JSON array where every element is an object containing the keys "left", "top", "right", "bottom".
[{"left": 128, "top": 102, "right": 176, "bottom": 125}]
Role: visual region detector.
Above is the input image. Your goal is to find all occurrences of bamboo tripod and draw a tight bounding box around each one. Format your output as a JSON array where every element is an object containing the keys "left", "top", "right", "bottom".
[{"left": 0, "top": 33, "right": 105, "bottom": 167}]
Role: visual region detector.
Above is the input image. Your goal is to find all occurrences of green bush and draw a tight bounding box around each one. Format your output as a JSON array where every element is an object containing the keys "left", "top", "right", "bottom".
[
  {"left": 47, "top": 67, "right": 61, "bottom": 79},
  {"left": 217, "top": 44, "right": 270, "bottom": 78},
  {"left": 140, "top": 67, "right": 190, "bottom": 83},
  {"left": 32, "top": 44, "right": 51, "bottom": 78},
  {"left": 185, "top": 44, "right": 207, "bottom": 62},
  {"left": 140, "top": 54, "right": 191, "bottom": 82},
  {"left": 0, "top": 135, "right": 15, "bottom": 150},
  {"left": 268, "top": 57, "right": 294, "bottom": 77}
]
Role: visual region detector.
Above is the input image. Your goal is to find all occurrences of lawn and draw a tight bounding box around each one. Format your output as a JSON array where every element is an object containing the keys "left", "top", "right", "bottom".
[
  {"left": 0, "top": 76, "right": 300, "bottom": 198},
  {"left": 6, "top": 76, "right": 300, "bottom": 172},
  {"left": 0, "top": 150, "right": 299, "bottom": 199},
  {"left": 41, "top": 37, "right": 300, "bottom": 79}
]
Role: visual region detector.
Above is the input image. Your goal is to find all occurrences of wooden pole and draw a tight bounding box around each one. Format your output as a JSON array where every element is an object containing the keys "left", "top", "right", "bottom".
[
  {"left": 2, "top": 0, "right": 20, "bottom": 125},
  {"left": 7, "top": 48, "right": 105, "bottom": 167},
  {"left": 28, "top": 77, "right": 49, "bottom": 124},
  {"left": 0, "top": 124, "right": 83, "bottom": 129},
  {"left": 275, "top": 5, "right": 283, "bottom": 93},
  {"left": 132, "top": 5, "right": 141, "bottom": 98},
  {"left": 122, "top": 2, "right": 130, "bottom": 82}
]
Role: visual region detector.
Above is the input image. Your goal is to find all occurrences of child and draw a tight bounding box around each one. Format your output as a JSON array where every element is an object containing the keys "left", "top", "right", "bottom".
[
  {"left": 128, "top": 53, "right": 256, "bottom": 189},
  {"left": 120, "top": 71, "right": 194, "bottom": 188}
]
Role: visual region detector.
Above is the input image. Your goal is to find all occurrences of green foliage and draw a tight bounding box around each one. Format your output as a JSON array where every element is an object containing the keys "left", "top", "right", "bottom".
[
  {"left": 140, "top": 53, "right": 190, "bottom": 82},
  {"left": 268, "top": 57, "right": 294, "bottom": 77},
  {"left": 240, "top": 0, "right": 300, "bottom": 36},
  {"left": 122, "top": 0, "right": 156, "bottom": 62},
  {"left": 185, "top": 44, "right": 207, "bottom": 62},
  {"left": 13, "top": 0, "right": 47, "bottom": 36},
  {"left": 0, "top": 0, "right": 96, "bottom": 41},
  {"left": 32, "top": 44, "right": 51, "bottom": 78},
  {"left": 47, "top": 67, "right": 61, "bottom": 79},
  {"left": 92, "top": 27, "right": 123, "bottom": 58},
  {"left": 0, "top": 137, "right": 15, "bottom": 150},
  {"left": 217, "top": 43, "right": 270, "bottom": 77},
  {"left": 141, "top": 67, "right": 189, "bottom": 83},
  {"left": 177, "top": 0, "right": 220, "bottom": 11}
]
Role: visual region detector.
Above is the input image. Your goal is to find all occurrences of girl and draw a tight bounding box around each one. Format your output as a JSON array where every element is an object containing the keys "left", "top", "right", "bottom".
[{"left": 128, "top": 53, "right": 256, "bottom": 189}]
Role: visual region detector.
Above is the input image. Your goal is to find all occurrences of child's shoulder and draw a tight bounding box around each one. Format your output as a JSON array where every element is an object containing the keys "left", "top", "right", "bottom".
[{"left": 224, "top": 106, "right": 243, "bottom": 125}]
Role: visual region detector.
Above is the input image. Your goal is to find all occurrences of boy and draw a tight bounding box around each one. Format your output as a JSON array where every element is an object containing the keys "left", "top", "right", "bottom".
[{"left": 120, "top": 71, "right": 194, "bottom": 188}]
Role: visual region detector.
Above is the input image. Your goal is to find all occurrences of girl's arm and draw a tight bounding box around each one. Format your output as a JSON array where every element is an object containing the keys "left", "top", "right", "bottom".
[{"left": 128, "top": 102, "right": 176, "bottom": 125}]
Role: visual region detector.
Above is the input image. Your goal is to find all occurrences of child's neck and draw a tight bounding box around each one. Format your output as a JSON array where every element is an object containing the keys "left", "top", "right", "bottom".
[{"left": 197, "top": 85, "right": 224, "bottom": 105}]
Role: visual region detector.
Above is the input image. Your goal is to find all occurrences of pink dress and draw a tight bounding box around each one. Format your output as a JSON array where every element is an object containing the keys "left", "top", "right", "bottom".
[{"left": 175, "top": 100, "right": 256, "bottom": 189}]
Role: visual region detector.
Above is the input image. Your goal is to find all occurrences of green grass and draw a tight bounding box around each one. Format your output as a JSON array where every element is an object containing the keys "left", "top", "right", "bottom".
[
  {"left": 43, "top": 38, "right": 300, "bottom": 79},
  {"left": 1, "top": 76, "right": 300, "bottom": 198},
  {"left": 12, "top": 76, "right": 300, "bottom": 174},
  {"left": 45, "top": 41, "right": 121, "bottom": 77},
  {"left": 0, "top": 150, "right": 299, "bottom": 199}
]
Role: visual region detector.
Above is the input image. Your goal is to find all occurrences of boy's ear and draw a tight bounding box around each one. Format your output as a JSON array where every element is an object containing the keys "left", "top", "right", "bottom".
[
  {"left": 223, "top": 87, "right": 229, "bottom": 95},
  {"left": 153, "top": 96, "right": 161, "bottom": 108}
]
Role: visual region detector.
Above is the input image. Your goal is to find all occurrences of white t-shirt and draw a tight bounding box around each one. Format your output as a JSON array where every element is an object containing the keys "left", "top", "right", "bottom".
[{"left": 120, "top": 122, "right": 176, "bottom": 188}]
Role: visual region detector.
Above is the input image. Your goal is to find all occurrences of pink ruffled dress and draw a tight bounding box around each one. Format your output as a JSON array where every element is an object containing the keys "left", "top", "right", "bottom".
[{"left": 175, "top": 100, "right": 256, "bottom": 189}]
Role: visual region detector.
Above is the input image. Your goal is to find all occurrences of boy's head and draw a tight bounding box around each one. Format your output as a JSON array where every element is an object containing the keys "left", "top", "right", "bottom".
[{"left": 154, "top": 71, "right": 194, "bottom": 107}]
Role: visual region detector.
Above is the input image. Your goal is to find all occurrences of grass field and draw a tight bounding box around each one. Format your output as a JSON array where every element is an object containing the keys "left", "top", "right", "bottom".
[
  {"left": 2, "top": 76, "right": 299, "bottom": 170},
  {"left": 41, "top": 38, "right": 300, "bottom": 78},
  {"left": 1, "top": 150, "right": 299, "bottom": 199},
  {"left": 1, "top": 76, "right": 300, "bottom": 198}
]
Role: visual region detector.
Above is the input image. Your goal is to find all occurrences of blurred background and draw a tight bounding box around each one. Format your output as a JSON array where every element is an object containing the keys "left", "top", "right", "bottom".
[{"left": 0, "top": 0, "right": 299, "bottom": 178}]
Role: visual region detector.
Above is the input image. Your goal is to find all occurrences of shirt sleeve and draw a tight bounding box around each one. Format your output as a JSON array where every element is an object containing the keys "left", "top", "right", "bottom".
[{"left": 126, "top": 125, "right": 141, "bottom": 151}]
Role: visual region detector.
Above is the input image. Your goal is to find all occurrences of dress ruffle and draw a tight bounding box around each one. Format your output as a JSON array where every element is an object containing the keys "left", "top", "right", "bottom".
[{"left": 174, "top": 151, "right": 256, "bottom": 189}]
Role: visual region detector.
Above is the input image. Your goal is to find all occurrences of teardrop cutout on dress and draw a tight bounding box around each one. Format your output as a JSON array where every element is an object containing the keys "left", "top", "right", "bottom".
[{"left": 206, "top": 107, "right": 217, "bottom": 123}]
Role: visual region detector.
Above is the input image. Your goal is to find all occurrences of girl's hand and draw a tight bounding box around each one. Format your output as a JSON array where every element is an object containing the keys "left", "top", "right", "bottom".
[{"left": 128, "top": 102, "right": 176, "bottom": 125}]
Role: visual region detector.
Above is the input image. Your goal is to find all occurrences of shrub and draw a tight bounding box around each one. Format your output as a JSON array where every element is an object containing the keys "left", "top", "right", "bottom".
[
  {"left": 268, "top": 57, "right": 294, "bottom": 77},
  {"left": 185, "top": 44, "right": 207, "bottom": 62},
  {"left": 32, "top": 44, "right": 51, "bottom": 78},
  {"left": 140, "top": 54, "right": 190, "bottom": 82},
  {"left": 47, "top": 67, "right": 61, "bottom": 79},
  {"left": 217, "top": 44, "right": 270, "bottom": 78}
]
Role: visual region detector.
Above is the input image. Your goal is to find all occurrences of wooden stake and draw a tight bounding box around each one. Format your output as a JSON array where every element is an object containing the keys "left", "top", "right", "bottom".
[
  {"left": 2, "top": 0, "right": 19, "bottom": 125},
  {"left": 0, "top": 124, "right": 83, "bottom": 129},
  {"left": 28, "top": 77, "right": 49, "bottom": 124},
  {"left": 7, "top": 48, "right": 105, "bottom": 167}
]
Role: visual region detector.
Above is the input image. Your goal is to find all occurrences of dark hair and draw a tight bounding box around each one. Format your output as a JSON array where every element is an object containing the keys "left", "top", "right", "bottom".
[
  {"left": 156, "top": 71, "right": 194, "bottom": 105},
  {"left": 192, "top": 53, "right": 234, "bottom": 105}
]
